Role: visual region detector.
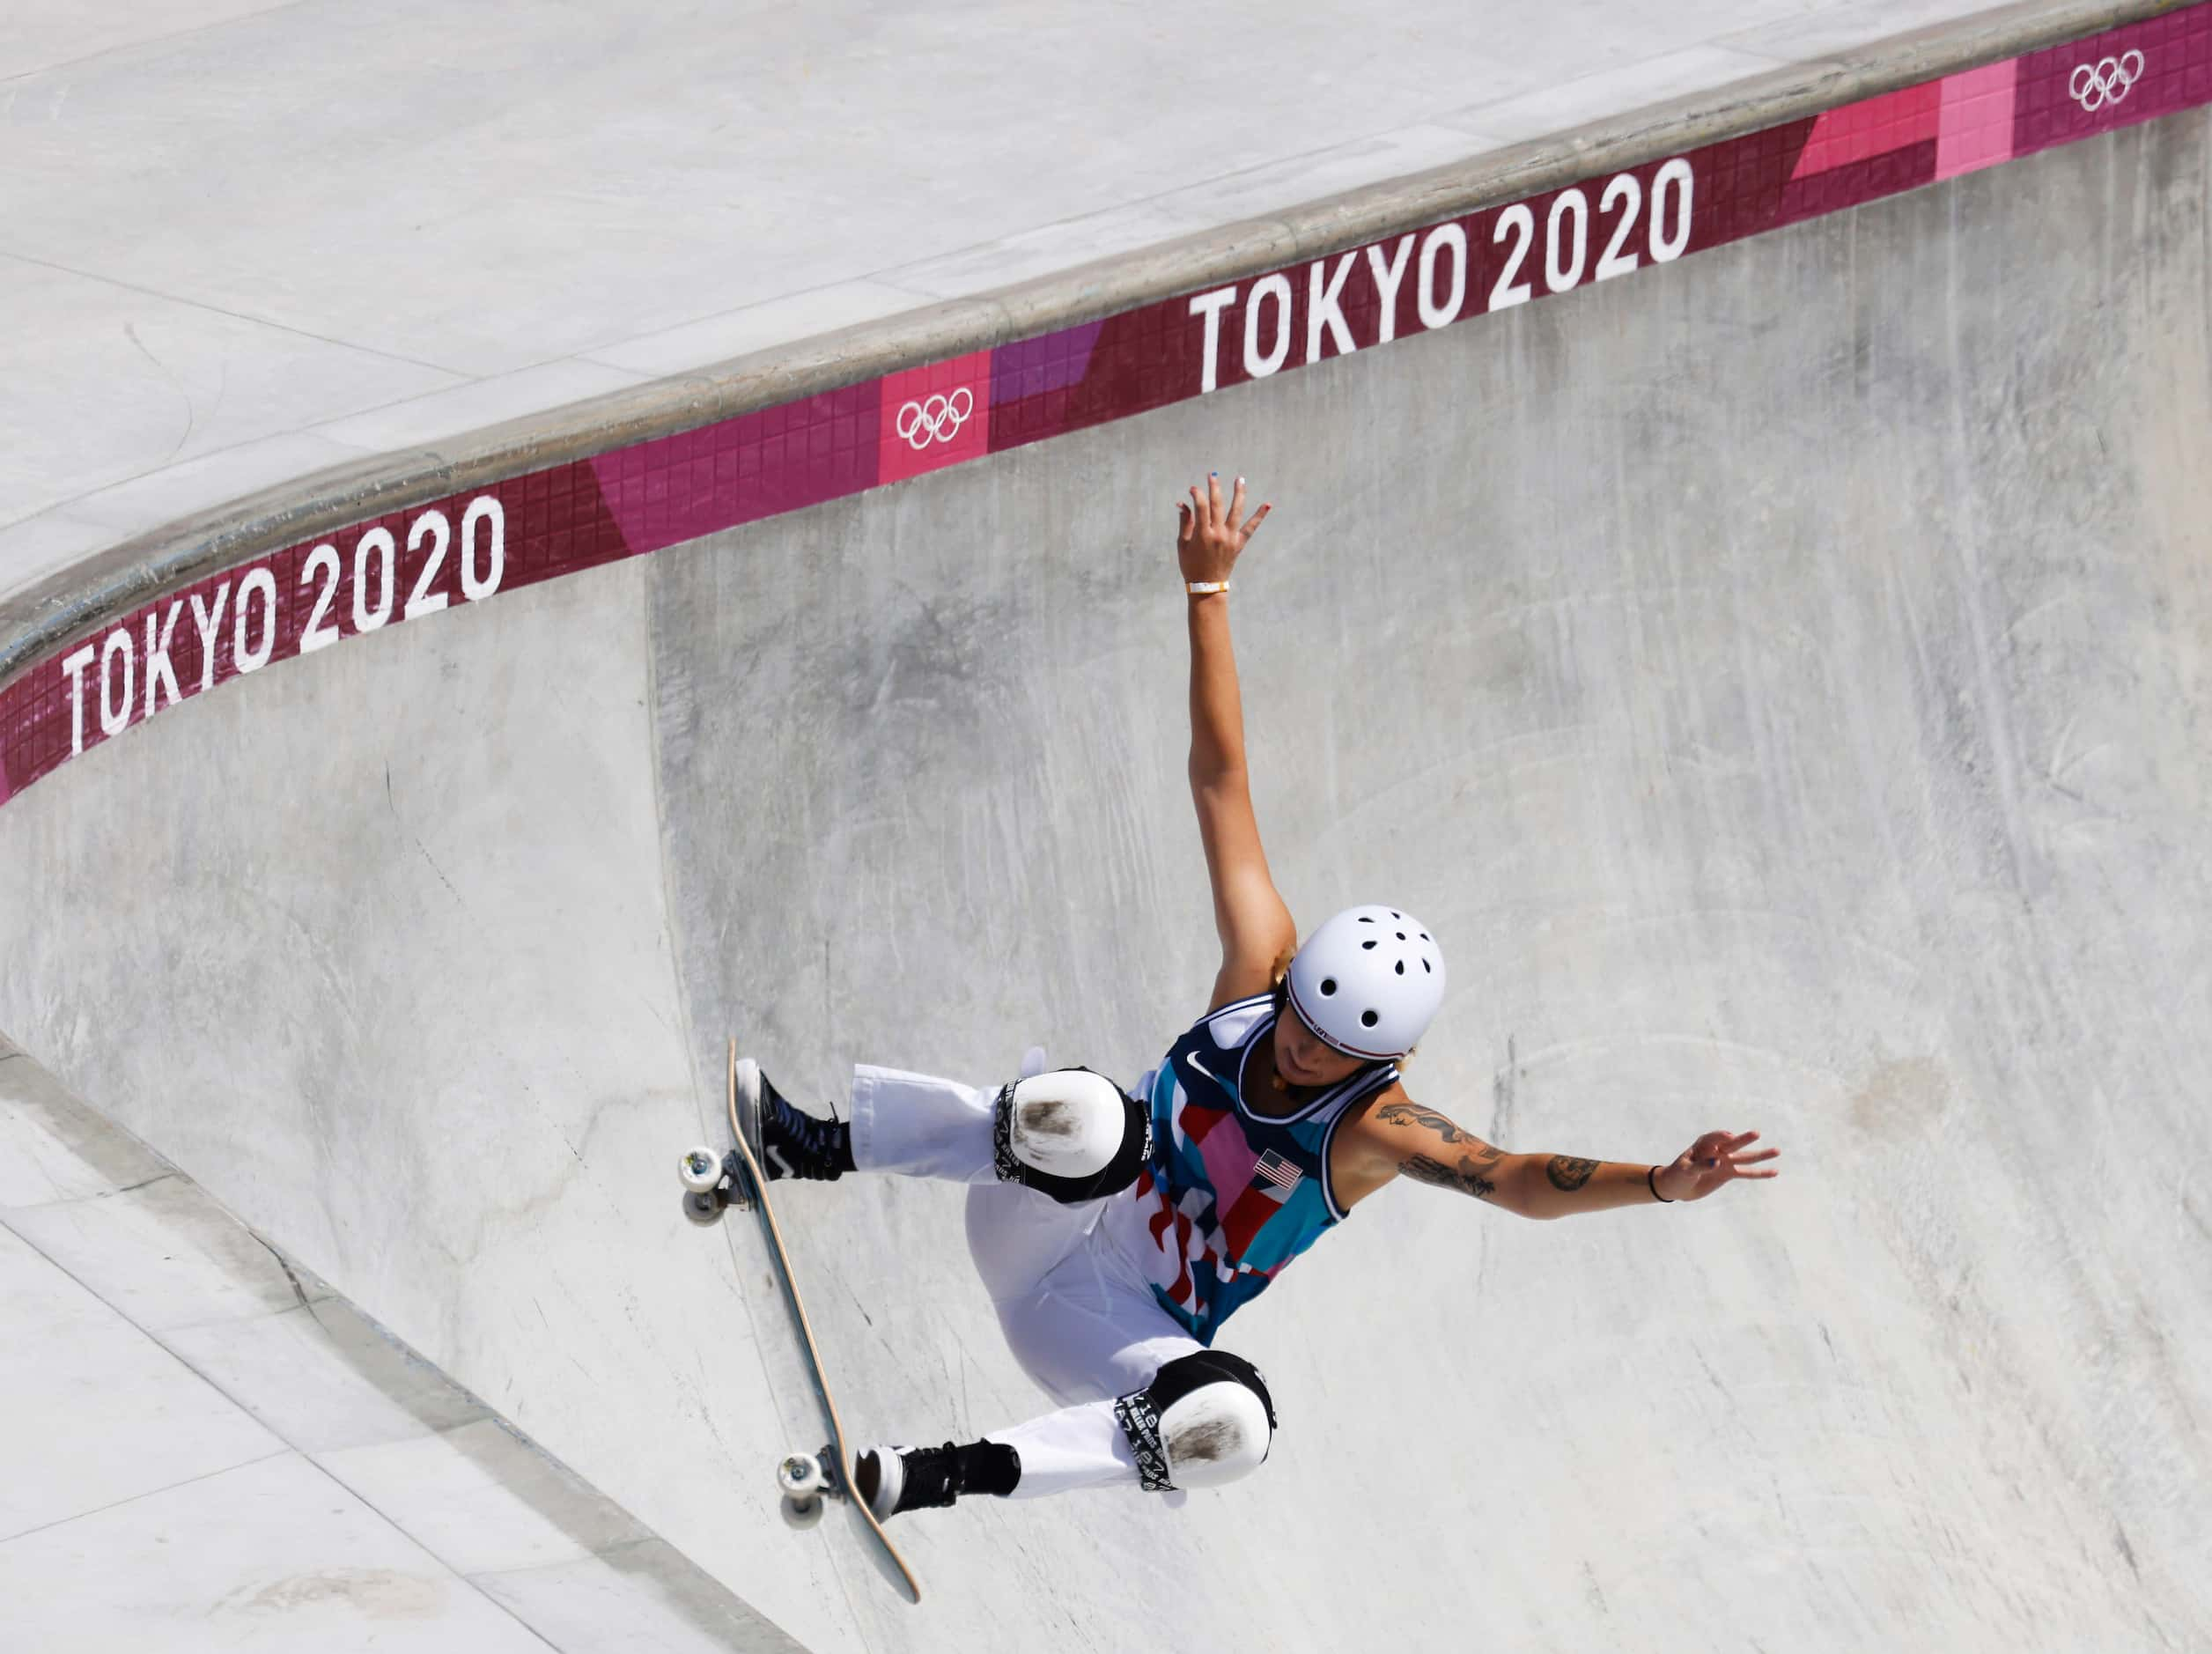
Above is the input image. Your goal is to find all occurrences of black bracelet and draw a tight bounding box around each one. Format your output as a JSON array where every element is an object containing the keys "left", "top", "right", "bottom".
[{"left": 1648, "top": 1165, "right": 1673, "bottom": 1203}]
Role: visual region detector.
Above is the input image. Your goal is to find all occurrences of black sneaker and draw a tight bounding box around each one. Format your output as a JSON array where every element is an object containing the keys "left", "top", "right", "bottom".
[
  {"left": 734, "top": 1058, "right": 851, "bottom": 1182},
  {"left": 852, "top": 1440, "right": 1021, "bottom": 1519},
  {"left": 854, "top": 1444, "right": 957, "bottom": 1519}
]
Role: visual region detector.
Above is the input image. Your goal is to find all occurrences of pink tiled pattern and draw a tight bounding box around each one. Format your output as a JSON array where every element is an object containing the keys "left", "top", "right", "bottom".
[
  {"left": 879, "top": 354, "right": 992, "bottom": 487},
  {"left": 1792, "top": 83, "right": 1943, "bottom": 178},
  {"left": 1936, "top": 61, "right": 2022, "bottom": 180}
]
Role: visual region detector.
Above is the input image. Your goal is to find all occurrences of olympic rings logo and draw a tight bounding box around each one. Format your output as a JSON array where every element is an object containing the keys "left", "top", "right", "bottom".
[
  {"left": 894, "top": 387, "right": 974, "bottom": 450},
  {"left": 2069, "top": 50, "right": 2145, "bottom": 113}
]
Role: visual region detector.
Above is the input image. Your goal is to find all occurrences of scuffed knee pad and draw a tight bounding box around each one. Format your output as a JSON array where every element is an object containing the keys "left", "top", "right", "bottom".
[
  {"left": 992, "top": 1067, "right": 1151, "bottom": 1206},
  {"left": 1114, "top": 1349, "right": 1278, "bottom": 1492}
]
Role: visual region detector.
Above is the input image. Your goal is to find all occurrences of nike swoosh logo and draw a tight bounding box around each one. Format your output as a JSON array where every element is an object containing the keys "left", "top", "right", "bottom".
[{"left": 1183, "top": 1051, "right": 1222, "bottom": 1087}]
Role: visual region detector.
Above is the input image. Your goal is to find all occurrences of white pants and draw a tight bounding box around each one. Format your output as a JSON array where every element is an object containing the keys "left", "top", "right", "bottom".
[{"left": 848, "top": 1064, "right": 1202, "bottom": 1500}]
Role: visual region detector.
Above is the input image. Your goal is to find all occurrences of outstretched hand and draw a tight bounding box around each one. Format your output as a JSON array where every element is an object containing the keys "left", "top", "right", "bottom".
[
  {"left": 1177, "top": 473, "right": 1271, "bottom": 586},
  {"left": 1655, "top": 1131, "right": 1780, "bottom": 1202}
]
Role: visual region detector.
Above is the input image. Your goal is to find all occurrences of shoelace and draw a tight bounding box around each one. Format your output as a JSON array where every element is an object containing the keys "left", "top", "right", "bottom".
[
  {"left": 904, "top": 1444, "right": 962, "bottom": 1510},
  {"left": 772, "top": 1095, "right": 838, "bottom": 1155},
  {"left": 762, "top": 1086, "right": 845, "bottom": 1178}
]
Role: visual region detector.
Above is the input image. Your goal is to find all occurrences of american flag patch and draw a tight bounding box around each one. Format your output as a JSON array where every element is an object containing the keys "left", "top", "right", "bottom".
[{"left": 1253, "top": 1148, "right": 1303, "bottom": 1194}]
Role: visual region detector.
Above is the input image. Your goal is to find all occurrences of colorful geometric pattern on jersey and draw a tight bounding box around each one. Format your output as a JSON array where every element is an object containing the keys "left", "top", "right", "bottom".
[{"left": 1102, "top": 993, "right": 1397, "bottom": 1344}]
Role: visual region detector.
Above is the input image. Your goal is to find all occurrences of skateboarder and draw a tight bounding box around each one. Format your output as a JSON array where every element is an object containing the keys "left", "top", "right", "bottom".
[{"left": 739, "top": 473, "right": 1781, "bottom": 1519}]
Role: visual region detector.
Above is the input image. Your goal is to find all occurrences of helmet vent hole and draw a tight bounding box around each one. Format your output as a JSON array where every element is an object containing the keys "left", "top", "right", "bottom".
[
  {"left": 1390, "top": 912, "right": 1402, "bottom": 920},
  {"left": 1357, "top": 915, "right": 1375, "bottom": 924},
  {"left": 1360, "top": 1010, "right": 1380, "bottom": 1029},
  {"left": 1423, "top": 960, "right": 1432, "bottom": 972},
  {"left": 1419, "top": 933, "right": 1430, "bottom": 942},
  {"left": 1394, "top": 961, "right": 1405, "bottom": 976},
  {"left": 1360, "top": 940, "right": 1376, "bottom": 950},
  {"left": 1320, "top": 978, "right": 1338, "bottom": 996},
  {"left": 1396, "top": 932, "right": 1405, "bottom": 941}
]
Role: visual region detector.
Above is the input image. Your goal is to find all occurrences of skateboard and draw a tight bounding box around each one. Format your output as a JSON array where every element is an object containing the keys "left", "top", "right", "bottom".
[{"left": 679, "top": 1040, "right": 922, "bottom": 1605}]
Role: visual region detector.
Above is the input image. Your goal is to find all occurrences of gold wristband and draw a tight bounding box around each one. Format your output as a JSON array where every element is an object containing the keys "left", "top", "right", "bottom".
[{"left": 1185, "top": 580, "right": 1230, "bottom": 596}]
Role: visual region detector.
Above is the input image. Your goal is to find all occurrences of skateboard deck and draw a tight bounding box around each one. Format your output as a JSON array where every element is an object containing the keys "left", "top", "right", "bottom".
[{"left": 682, "top": 1039, "right": 921, "bottom": 1604}]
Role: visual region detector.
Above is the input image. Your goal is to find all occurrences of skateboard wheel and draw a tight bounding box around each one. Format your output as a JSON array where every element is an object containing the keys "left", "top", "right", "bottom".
[
  {"left": 781, "top": 1493, "right": 827, "bottom": 1531},
  {"left": 777, "top": 1453, "right": 829, "bottom": 1499},
  {"left": 681, "top": 1190, "right": 726, "bottom": 1228},
  {"left": 679, "top": 1147, "right": 724, "bottom": 1195}
]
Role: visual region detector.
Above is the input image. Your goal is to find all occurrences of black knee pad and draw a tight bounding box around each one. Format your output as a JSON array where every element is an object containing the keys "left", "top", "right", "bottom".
[
  {"left": 991, "top": 1066, "right": 1152, "bottom": 1206},
  {"left": 1114, "top": 1349, "right": 1278, "bottom": 1492}
]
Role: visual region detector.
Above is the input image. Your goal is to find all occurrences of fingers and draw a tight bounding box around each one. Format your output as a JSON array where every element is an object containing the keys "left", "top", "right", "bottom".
[
  {"left": 1708, "top": 1149, "right": 1781, "bottom": 1183},
  {"left": 1694, "top": 1129, "right": 1769, "bottom": 1154},
  {"left": 1186, "top": 474, "right": 1272, "bottom": 545},
  {"left": 1679, "top": 1133, "right": 1782, "bottom": 1183},
  {"left": 1227, "top": 476, "right": 1272, "bottom": 539},
  {"left": 1672, "top": 1128, "right": 1784, "bottom": 1195}
]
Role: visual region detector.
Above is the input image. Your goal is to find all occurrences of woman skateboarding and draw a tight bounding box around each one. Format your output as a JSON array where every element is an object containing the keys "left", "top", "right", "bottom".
[{"left": 738, "top": 472, "right": 1781, "bottom": 1517}]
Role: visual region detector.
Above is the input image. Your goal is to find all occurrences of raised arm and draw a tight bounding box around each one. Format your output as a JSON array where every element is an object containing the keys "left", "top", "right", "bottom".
[
  {"left": 1180, "top": 474, "right": 1296, "bottom": 1009},
  {"left": 1334, "top": 1090, "right": 1781, "bottom": 1215}
]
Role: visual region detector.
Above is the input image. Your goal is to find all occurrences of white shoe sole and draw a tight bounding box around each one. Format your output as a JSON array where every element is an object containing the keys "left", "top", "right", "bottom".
[
  {"left": 734, "top": 1057, "right": 765, "bottom": 1165},
  {"left": 856, "top": 1445, "right": 905, "bottom": 1520}
]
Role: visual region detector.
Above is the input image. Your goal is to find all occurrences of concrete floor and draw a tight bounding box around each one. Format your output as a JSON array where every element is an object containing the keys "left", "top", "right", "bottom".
[{"left": 0, "top": 1037, "right": 800, "bottom": 1652}]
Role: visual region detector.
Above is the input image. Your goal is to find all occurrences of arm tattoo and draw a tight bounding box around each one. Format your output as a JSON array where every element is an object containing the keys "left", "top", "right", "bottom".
[
  {"left": 1545, "top": 1155, "right": 1599, "bottom": 1193},
  {"left": 1375, "top": 1101, "right": 1499, "bottom": 1158},
  {"left": 1403, "top": 1152, "right": 1499, "bottom": 1201}
]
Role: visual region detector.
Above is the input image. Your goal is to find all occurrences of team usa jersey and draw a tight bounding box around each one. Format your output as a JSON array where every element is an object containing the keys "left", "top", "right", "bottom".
[{"left": 1102, "top": 992, "right": 1397, "bottom": 1344}]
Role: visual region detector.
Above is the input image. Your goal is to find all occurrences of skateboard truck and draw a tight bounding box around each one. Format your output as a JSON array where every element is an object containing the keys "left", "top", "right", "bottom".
[
  {"left": 776, "top": 1444, "right": 845, "bottom": 1529},
  {"left": 678, "top": 1145, "right": 755, "bottom": 1222}
]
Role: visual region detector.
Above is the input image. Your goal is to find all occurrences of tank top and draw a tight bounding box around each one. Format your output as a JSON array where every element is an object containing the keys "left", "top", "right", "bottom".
[{"left": 1102, "top": 991, "right": 1397, "bottom": 1344}]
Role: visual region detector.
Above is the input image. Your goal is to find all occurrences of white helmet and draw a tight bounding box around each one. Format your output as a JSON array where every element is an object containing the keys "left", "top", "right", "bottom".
[{"left": 1285, "top": 905, "right": 1445, "bottom": 1060}]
